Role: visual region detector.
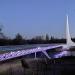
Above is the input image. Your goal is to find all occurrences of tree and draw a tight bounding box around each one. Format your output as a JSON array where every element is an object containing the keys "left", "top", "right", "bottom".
[
  {"left": 13, "top": 33, "right": 24, "bottom": 45},
  {"left": 46, "top": 34, "right": 49, "bottom": 41},
  {"left": 15, "top": 33, "right": 23, "bottom": 40},
  {"left": 50, "top": 36, "right": 54, "bottom": 40}
]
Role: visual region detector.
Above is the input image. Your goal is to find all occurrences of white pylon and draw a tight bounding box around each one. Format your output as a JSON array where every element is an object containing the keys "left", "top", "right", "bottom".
[{"left": 66, "top": 15, "right": 75, "bottom": 46}]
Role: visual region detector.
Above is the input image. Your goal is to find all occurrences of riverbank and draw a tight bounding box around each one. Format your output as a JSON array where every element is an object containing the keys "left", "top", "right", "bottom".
[{"left": 0, "top": 57, "right": 75, "bottom": 75}]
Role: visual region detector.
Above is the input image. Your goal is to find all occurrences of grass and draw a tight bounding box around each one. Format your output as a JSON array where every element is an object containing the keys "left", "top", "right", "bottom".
[{"left": 0, "top": 56, "right": 75, "bottom": 75}]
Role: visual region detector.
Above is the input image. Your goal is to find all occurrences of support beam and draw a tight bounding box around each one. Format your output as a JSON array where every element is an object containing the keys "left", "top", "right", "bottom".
[
  {"left": 35, "top": 52, "right": 37, "bottom": 59},
  {"left": 42, "top": 51, "right": 51, "bottom": 59}
]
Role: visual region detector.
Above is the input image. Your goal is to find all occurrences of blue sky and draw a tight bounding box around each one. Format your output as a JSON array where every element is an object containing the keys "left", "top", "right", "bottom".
[{"left": 0, "top": 0, "right": 75, "bottom": 38}]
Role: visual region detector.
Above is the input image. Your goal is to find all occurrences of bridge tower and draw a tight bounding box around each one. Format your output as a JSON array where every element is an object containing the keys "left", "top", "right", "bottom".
[{"left": 66, "top": 15, "right": 75, "bottom": 47}]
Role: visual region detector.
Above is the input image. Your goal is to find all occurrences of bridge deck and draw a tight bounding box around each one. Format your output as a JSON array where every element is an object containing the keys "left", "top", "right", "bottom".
[{"left": 0, "top": 45, "right": 62, "bottom": 61}]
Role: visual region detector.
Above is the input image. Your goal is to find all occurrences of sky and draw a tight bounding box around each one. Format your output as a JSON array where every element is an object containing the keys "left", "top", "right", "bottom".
[{"left": 0, "top": 0, "right": 75, "bottom": 39}]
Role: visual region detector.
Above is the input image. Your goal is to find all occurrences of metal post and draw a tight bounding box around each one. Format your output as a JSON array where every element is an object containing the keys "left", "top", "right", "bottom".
[{"left": 35, "top": 52, "right": 37, "bottom": 59}]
